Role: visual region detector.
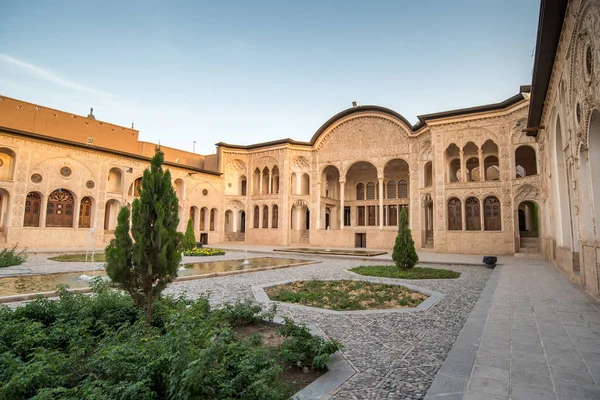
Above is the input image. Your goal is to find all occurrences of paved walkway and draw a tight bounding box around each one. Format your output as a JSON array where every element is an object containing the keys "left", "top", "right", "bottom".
[{"left": 426, "top": 257, "right": 600, "bottom": 400}]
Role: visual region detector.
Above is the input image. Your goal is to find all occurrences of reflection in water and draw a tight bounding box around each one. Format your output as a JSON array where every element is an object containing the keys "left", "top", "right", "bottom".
[
  {"left": 0, "top": 258, "right": 307, "bottom": 297},
  {"left": 181, "top": 257, "right": 306, "bottom": 275}
]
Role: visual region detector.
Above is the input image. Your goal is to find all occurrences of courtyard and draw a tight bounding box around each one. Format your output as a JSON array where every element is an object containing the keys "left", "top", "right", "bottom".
[{"left": 3, "top": 247, "right": 597, "bottom": 399}]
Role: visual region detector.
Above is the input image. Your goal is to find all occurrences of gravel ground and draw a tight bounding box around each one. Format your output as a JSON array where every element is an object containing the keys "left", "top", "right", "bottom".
[{"left": 2, "top": 250, "right": 491, "bottom": 399}]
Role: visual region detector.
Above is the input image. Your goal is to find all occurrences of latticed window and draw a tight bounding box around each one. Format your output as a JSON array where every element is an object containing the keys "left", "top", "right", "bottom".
[
  {"left": 200, "top": 208, "right": 206, "bottom": 231},
  {"left": 253, "top": 206, "right": 260, "bottom": 228},
  {"left": 466, "top": 197, "right": 481, "bottom": 231},
  {"left": 262, "top": 205, "right": 269, "bottom": 228},
  {"left": 78, "top": 197, "right": 92, "bottom": 228},
  {"left": 484, "top": 196, "right": 501, "bottom": 230},
  {"left": 272, "top": 205, "right": 278, "bottom": 229},
  {"left": 448, "top": 198, "right": 462, "bottom": 230},
  {"left": 516, "top": 165, "right": 526, "bottom": 178},
  {"left": 356, "top": 183, "right": 364, "bottom": 200},
  {"left": 366, "top": 182, "right": 375, "bottom": 200},
  {"left": 210, "top": 209, "right": 216, "bottom": 231},
  {"left": 24, "top": 192, "right": 42, "bottom": 227},
  {"left": 398, "top": 180, "right": 408, "bottom": 199},
  {"left": 46, "top": 189, "right": 75, "bottom": 227},
  {"left": 387, "top": 205, "right": 397, "bottom": 226},
  {"left": 387, "top": 181, "right": 396, "bottom": 199},
  {"left": 367, "top": 205, "right": 376, "bottom": 226}
]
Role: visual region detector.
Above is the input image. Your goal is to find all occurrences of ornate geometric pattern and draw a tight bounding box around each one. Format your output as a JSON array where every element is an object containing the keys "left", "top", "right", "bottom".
[
  {"left": 86, "top": 180, "right": 95, "bottom": 189},
  {"left": 31, "top": 173, "right": 42, "bottom": 183},
  {"left": 60, "top": 166, "right": 72, "bottom": 177}
]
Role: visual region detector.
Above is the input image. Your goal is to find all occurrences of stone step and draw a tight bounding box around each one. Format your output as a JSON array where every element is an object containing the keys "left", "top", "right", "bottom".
[
  {"left": 518, "top": 246, "right": 540, "bottom": 253},
  {"left": 515, "top": 252, "right": 544, "bottom": 259}
]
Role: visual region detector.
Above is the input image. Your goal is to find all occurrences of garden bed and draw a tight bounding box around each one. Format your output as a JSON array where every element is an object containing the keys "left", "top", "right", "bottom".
[
  {"left": 183, "top": 247, "right": 225, "bottom": 256},
  {"left": 349, "top": 265, "right": 460, "bottom": 279},
  {"left": 49, "top": 253, "right": 106, "bottom": 262},
  {"left": 265, "top": 280, "right": 428, "bottom": 311},
  {"left": 0, "top": 283, "right": 340, "bottom": 399},
  {"left": 234, "top": 321, "right": 325, "bottom": 392}
]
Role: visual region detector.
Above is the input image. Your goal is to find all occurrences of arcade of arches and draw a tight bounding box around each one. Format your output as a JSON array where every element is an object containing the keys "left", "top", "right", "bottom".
[{"left": 2, "top": 7, "right": 600, "bottom": 297}]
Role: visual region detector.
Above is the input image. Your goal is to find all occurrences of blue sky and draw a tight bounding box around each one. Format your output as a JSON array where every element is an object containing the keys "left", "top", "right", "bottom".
[{"left": 0, "top": 0, "right": 540, "bottom": 155}]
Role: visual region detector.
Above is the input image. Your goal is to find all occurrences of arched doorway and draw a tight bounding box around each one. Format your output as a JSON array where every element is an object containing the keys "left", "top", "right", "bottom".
[
  {"left": 422, "top": 194, "right": 434, "bottom": 247},
  {"left": 24, "top": 192, "right": 42, "bottom": 227},
  {"left": 104, "top": 199, "right": 121, "bottom": 230},
  {"left": 46, "top": 189, "right": 75, "bottom": 227},
  {"left": 240, "top": 210, "right": 246, "bottom": 233},
  {"left": 517, "top": 200, "right": 540, "bottom": 254}
]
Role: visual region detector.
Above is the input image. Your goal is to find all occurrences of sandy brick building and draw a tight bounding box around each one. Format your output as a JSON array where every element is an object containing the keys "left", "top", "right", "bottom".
[{"left": 0, "top": 0, "right": 598, "bottom": 294}]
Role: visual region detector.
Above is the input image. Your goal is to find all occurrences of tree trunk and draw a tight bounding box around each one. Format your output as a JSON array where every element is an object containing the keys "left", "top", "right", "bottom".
[{"left": 145, "top": 290, "right": 153, "bottom": 335}]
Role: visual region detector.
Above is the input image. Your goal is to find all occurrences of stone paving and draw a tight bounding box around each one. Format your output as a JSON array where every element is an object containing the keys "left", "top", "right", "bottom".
[
  {"left": 160, "top": 253, "right": 491, "bottom": 399},
  {"left": 427, "top": 257, "right": 600, "bottom": 400},
  {"left": 12, "top": 248, "right": 598, "bottom": 399}
]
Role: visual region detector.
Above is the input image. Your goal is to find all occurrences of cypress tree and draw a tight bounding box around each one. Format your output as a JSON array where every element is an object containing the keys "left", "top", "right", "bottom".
[
  {"left": 183, "top": 218, "right": 196, "bottom": 252},
  {"left": 105, "top": 147, "right": 183, "bottom": 329},
  {"left": 392, "top": 207, "right": 418, "bottom": 270}
]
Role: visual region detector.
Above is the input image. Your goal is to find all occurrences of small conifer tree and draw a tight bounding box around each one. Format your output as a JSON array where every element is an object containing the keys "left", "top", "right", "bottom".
[
  {"left": 105, "top": 147, "right": 183, "bottom": 329},
  {"left": 183, "top": 218, "right": 196, "bottom": 252},
  {"left": 392, "top": 207, "right": 418, "bottom": 270}
]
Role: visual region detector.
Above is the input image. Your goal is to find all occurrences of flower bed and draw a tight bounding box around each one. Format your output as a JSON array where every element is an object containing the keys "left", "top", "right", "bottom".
[
  {"left": 266, "top": 280, "right": 428, "bottom": 311},
  {"left": 183, "top": 247, "right": 225, "bottom": 256}
]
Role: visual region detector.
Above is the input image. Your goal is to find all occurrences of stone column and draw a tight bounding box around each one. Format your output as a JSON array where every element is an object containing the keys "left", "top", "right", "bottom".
[
  {"left": 73, "top": 199, "right": 80, "bottom": 229},
  {"left": 316, "top": 180, "right": 321, "bottom": 230},
  {"left": 232, "top": 211, "right": 238, "bottom": 233},
  {"left": 268, "top": 171, "right": 272, "bottom": 194},
  {"left": 259, "top": 171, "right": 263, "bottom": 195},
  {"left": 478, "top": 149, "right": 484, "bottom": 181},
  {"left": 378, "top": 177, "right": 384, "bottom": 229},
  {"left": 460, "top": 150, "right": 466, "bottom": 182},
  {"left": 339, "top": 180, "right": 346, "bottom": 230},
  {"left": 461, "top": 199, "right": 466, "bottom": 231},
  {"left": 480, "top": 201, "right": 485, "bottom": 231}
]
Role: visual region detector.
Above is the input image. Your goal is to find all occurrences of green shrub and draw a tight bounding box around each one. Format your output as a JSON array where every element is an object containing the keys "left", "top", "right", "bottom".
[
  {"left": 392, "top": 208, "right": 418, "bottom": 270},
  {"left": 183, "top": 218, "right": 196, "bottom": 252},
  {"left": 0, "top": 288, "right": 331, "bottom": 399},
  {"left": 278, "top": 318, "right": 342, "bottom": 370},
  {"left": 0, "top": 245, "right": 27, "bottom": 268}
]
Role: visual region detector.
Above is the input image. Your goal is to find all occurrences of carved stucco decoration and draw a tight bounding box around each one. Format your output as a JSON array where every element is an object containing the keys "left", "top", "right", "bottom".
[
  {"left": 226, "top": 200, "right": 245, "bottom": 211},
  {"left": 226, "top": 159, "right": 247, "bottom": 174},
  {"left": 443, "top": 127, "right": 498, "bottom": 149},
  {"left": 317, "top": 116, "right": 411, "bottom": 161},
  {"left": 514, "top": 184, "right": 541, "bottom": 204},
  {"left": 253, "top": 156, "right": 279, "bottom": 171},
  {"left": 291, "top": 156, "right": 311, "bottom": 172}
]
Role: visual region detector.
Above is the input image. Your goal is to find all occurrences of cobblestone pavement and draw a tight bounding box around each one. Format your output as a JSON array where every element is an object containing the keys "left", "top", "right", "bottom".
[
  {"left": 2, "top": 250, "right": 491, "bottom": 399},
  {"left": 162, "top": 253, "right": 491, "bottom": 400}
]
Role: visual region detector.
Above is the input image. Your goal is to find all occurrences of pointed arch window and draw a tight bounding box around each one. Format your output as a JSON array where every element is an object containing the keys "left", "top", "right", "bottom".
[
  {"left": 398, "top": 180, "right": 408, "bottom": 199},
  {"left": 272, "top": 205, "right": 279, "bottom": 229},
  {"left": 262, "top": 205, "right": 269, "bottom": 228},
  {"left": 484, "top": 196, "right": 501, "bottom": 230},
  {"left": 46, "top": 189, "right": 75, "bottom": 227},
  {"left": 387, "top": 181, "right": 396, "bottom": 199},
  {"left": 356, "top": 183, "right": 364, "bottom": 200},
  {"left": 78, "top": 197, "right": 92, "bottom": 228},
  {"left": 448, "top": 198, "right": 462, "bottom": 230},
  {"left": 466, "top": 197, "right": 481, "bottom": 230},
  {"left": 366, "top": 182, "right": 375, "bottom": 200},
  {"left": 253, "top": 206, "right": 260, "bottom": 228},
  {"left": 24, "top": 192, "right": 42, "bottom": 227}
]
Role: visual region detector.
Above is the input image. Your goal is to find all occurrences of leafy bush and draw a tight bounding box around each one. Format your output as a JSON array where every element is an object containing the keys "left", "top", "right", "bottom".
[
  {"left": 0, "top": 287, "right": 333, "bottom": 399},
  {"left": 183, "top": 218, "right": 196, "bottom": 251},
  {"left": 0, "top": 245, "right": 27, "bottom": 268},
  {"left": 278, "top": 318, "right": 342, "bottom": 369},
  {"left": 392, "top": 207, "right": 418, "bottom": 270},
  {"left": 183, "top": 247, "right": 225, "bottom": 256}
]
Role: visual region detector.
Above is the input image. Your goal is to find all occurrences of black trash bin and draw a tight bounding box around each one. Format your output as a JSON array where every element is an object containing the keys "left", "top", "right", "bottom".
[
  {"left": 483, "top": 256, "right": 497, "bottom": 268},
  {"left": 196, "top": 242, "right": 203, "bottom": 248}
]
